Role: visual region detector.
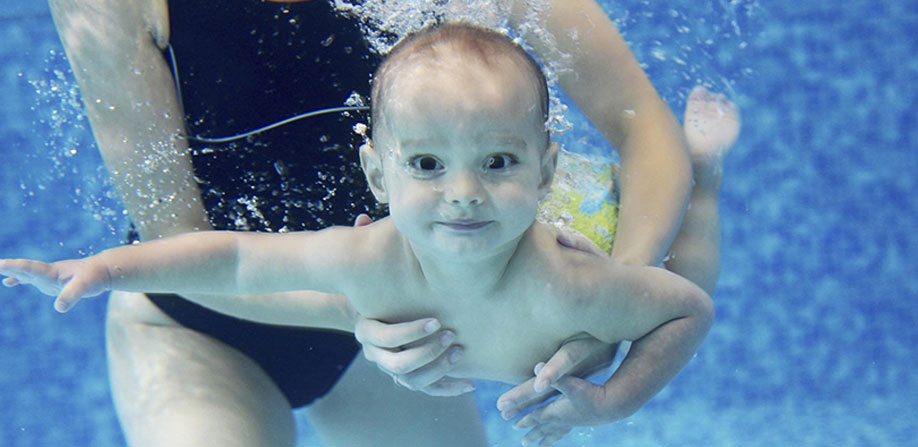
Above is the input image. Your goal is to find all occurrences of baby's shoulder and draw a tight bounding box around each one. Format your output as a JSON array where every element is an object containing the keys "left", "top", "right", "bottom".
[
  {"left": 517, "top": 224, "right": 619, "bottom": 299},
  {"left": 525, "top": 223, "right": 612, "bottom": 272},
  {"left": 340, "top": 219, "right": 423, "bottom": 294},
  {"left": 343, "top": 218, "right": 408, "bottom": 267}
]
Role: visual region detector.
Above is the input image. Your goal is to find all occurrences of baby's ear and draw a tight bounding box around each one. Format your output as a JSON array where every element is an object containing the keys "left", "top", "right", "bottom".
[
  {"left": 359, "top": 140, "right": 389, "bottom": 204},
  {"left": 538, "top": 142, "right": 559, "bottom": 198}
]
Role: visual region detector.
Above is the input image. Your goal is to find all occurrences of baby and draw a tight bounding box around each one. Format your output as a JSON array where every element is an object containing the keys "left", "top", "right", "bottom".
[{"left": 1, "top": 24, "right": 719, "bottom": 434}]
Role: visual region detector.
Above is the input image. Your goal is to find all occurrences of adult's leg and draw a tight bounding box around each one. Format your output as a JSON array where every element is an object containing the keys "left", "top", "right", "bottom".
[
  {"left": 106, "top": 291, "right": 297, "bottom": 447},
  {"left": 665, "top": 87, "right": 741, "bottom": 294},
  {"left": 306, "top": 354, "right": 489, "bottom": 447}
]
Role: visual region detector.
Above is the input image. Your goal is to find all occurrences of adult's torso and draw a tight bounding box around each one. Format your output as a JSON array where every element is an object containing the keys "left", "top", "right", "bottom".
[{"left": 167, "top": 0, "right": 383, "bottom": 232}]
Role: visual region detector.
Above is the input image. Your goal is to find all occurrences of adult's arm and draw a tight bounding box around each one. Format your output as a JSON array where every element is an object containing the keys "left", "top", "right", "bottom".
[
  {"left": 48, "top": 0, "right": 360, "bottom": 332},
  {"left": 496, "top": 3, "right": 693, "bottom": 442},
  {"left": 49, "top": 0, "right": 211, "bottom": 240},
  {"left": 509, "top": 0, "right": 693, "bottom": 266}
]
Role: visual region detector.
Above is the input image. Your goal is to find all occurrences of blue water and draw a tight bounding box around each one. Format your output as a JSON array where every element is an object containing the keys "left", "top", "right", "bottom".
[{"left": 1, "top": 1, "right": 915, "bottom": 446}]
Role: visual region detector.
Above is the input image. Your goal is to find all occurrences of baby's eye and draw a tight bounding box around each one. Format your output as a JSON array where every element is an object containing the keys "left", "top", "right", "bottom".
[
  {"left": 484, "top": 154, "right": 517, "bottom": 171},
  {"left": 407, "top": 155, "right": 445, "bottom": 173}
]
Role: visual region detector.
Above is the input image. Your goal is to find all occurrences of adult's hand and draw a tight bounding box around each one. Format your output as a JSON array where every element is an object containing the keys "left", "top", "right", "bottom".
[
  {"left": 555, "top": 228, "right": 607, "bottom": 257},
  {"left": 496, "top": 338, "right": 616, "bottom": 447},
  {"left": 496, "top": 335, "right": 614, "bottom": 420},
  {"left": 351, "top": 214, "right": 473, "bottom": 396},
  {"left": 509, "top": 375, "right": 613, "bottom": 447},
  {"left": 355, "top": 316, "right": 474, "bottom": 396}
]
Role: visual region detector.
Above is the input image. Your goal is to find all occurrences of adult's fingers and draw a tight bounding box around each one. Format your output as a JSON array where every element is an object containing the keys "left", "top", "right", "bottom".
[
  {"left": 359, "top": 328, "right": 456, "bottom": 377},
  {"left": 519, "top": 422, "right": 571, "bottom": 447},
  {"left": 361, "top": 336, "right": 451, "bottom": 375},
  {"left": 537, "top": 428, "right": 570, "bottom": 447},
  {"left": 555, "top": 229, "right": 606, "bottom": 256},
  {"left": 353, "top": 213, "right": 374, "bottom": 227},
  {"left": 497, "top": 377, "right": 556, "bottom": 420},
  {"left": 354, "top": 316, "right": 441, "bottom": 349},
  {"left": 533, "top": 337, "right": 614, "bottom": 392},
  {"left": 498, "top": 337, "right": 613, "bottom": 420},
  {"left": 413, "top": 376, "right": 476, "bottom": 396},
  {"left": 514, "top": 376, "right": 602, "bottom": 427},
  {"left": 387, "top": 345, "right": 466, "bottom": 391}
]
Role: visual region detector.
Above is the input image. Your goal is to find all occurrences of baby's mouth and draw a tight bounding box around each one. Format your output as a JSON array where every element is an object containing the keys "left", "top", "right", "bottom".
[{"left": 437, "top": 220, "right": 493, "bottom": 231}]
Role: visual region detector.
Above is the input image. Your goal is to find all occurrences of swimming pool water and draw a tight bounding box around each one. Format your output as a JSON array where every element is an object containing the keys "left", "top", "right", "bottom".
[{"left": 1, "top": 1, "right": 915, "bottom": 446}]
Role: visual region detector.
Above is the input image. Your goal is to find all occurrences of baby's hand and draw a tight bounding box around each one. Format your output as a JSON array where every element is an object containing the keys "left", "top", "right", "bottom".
[{"left": 0, "top": 258, "right": 111, "bottom": 312}]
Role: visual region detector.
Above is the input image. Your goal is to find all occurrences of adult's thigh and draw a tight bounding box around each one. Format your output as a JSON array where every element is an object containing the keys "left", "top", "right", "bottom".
[
  {"left": 306, "top": 354, "right": 489, "bottom": 447},
  {"left": 106, "top": 291, "right": 296, "bottom": 447}
]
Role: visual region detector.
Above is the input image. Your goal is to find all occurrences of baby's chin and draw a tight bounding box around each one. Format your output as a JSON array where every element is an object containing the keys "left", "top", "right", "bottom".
[{"left": 421, "top": 226, "right": 522, "bottom": 258}]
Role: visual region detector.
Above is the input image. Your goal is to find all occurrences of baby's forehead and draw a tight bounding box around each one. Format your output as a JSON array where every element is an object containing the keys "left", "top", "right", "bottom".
[{"left": 384, "top": 53, "right": 541, "bottom": 112}]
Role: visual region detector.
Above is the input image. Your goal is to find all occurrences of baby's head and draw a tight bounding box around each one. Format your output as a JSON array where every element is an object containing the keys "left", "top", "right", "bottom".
[
  {"left": 362, "top": 23, "right": 557, "bottom": 258},
  {"left": 369, "top": 23, "right": 549, "bottom": 143}
]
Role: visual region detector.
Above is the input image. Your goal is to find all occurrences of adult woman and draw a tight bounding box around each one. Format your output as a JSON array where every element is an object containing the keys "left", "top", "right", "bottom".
[{"left": 48, "top": 0, "right": 690, "bottom": 445}]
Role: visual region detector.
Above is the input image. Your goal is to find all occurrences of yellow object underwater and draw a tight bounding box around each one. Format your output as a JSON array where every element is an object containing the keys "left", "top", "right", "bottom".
[{"left": 538, "top": 150, "right": 619, "bottom": 254}]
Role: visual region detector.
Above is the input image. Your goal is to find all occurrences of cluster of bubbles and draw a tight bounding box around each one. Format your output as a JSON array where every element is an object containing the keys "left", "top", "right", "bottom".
[
  {"left": 25, "top": 51, "right": 126, "bottom": 249},
  {"left": 333, "top": 0, "right": 574, "bottom": 133},
  {"left": 333, "top": 0, "right": 512, "bottom": 54},
  {"left": 333, "top": 0, "right": 759, "bottom": 134}
]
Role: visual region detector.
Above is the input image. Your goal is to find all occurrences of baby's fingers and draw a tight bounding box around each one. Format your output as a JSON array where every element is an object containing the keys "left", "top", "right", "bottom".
[
  {"left": 55, "top": 276, "right": 94, "bottom": 313},
  {"left": 0, "top": 259, "right": 46, "bottom": 278},
  {"left": 0, "top": 259, "right": 64, "bottom": 296}
]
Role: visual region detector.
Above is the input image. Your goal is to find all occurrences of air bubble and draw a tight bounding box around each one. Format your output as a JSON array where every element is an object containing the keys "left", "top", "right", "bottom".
[
  {"left": 274, "top": 160, "right": 289, "bottom": 176},
  {"left": 345, "top": 91, "right": 366, "bottom": 107}
]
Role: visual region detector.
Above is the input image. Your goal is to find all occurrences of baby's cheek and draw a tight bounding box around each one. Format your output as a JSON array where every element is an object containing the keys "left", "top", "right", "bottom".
[{"left": 391, "top": 188, "right": 435, "bottom": 214}]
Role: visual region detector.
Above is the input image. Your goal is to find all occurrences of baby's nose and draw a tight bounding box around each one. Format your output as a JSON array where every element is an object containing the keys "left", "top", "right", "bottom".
[{"left": 444, "top": 172, "right": 484, "bottom": 206}]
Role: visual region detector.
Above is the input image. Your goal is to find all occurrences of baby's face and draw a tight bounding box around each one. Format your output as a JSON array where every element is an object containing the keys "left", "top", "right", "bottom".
[{"left": 373, "top": 58, "right": 551, "bottom": 259}]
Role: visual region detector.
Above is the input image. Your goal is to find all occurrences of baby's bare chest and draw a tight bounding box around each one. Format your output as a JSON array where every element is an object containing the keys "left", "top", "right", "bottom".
[
  {"left": 355, "top": 280, "right": 574, "bottom": 384},
  {"left": 445, "top": 305, "right": 570, "bottom": 383}
]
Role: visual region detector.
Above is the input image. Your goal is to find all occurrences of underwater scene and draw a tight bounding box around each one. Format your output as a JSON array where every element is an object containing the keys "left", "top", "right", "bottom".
[{"left": 1, "top": 0, "right": 914, "bottom": 446}]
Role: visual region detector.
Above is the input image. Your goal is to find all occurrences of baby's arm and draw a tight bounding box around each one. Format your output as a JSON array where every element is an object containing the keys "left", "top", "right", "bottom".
[
  {"left": 0, "top": 228, "right": 360, "bottom": 313},
  {"left": 561, "top": 264, "right": 714, "bottom": 423},
  {"left": 180, "top": 291, "right": 357, "bottom": 332}
]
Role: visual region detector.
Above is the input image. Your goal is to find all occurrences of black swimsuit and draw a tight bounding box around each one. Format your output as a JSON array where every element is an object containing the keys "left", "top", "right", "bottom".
[{"left": 145, "top": 0, "right": 384, "bottom": 408}]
